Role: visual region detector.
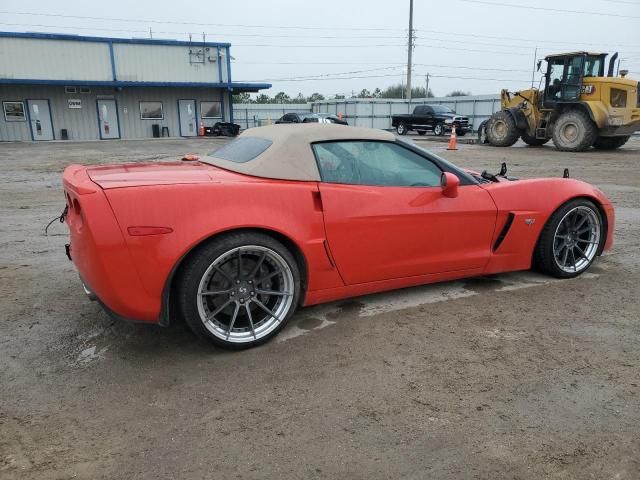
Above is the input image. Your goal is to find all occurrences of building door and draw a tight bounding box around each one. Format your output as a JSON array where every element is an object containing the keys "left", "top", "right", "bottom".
[
  {"left": 27, "top": 99, "right": 54, "bottom": 141},
  {"left": 178, "top": 100, "right": 197, "bottom": 136},
  {"left": 97, "top": 99, "right": 121, "bottom": 139}
]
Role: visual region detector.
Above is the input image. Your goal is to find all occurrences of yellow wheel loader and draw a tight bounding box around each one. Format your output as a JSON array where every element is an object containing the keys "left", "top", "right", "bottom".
[{"left": 485, "top": 52, "right": 640, "bottom": 151}]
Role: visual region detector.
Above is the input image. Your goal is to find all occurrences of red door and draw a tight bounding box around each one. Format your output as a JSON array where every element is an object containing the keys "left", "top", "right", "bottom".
[{"left": 319, "top": 183, "right": 497, "bottom": 285}]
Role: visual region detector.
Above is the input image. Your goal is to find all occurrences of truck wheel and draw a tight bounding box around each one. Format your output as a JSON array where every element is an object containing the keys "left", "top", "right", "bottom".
[
  {"left": 521, "top": 131, "right": 549, "bottom": 146},
  {"left": 433, "top": 123, "right": 445, "bottom": 136},
  {"left": 396, "top": 123, "right": 408, "bottom": 135},
  {"left": 477, "top": 120, "right": 489, "bottom": 144},
  {"left": 551, "top": 110, "right": 597, "bottom": 152},
  {"left": 486, "top": 111, "right": 520, "bottom": 147},
  {"left": 593, "top": 136, "right": 630, "bottom": 150}
]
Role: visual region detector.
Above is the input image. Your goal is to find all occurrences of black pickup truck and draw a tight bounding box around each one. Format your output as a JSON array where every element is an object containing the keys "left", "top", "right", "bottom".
[{"left": 391, "top": 105, "right": 471, "bottom": 136}]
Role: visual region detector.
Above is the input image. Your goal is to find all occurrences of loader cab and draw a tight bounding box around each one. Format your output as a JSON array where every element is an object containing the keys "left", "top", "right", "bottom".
[{"left": 542, "top": 52, "right": 607, "bottom": 108}]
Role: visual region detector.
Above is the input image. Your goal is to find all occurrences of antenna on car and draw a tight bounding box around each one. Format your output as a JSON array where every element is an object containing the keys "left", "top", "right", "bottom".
[
  {"left": 563, "top": 168, "right": 570, "bottom": 178},
  {"left": 499, "top": 162, "right": 508, "bottom": 176}
]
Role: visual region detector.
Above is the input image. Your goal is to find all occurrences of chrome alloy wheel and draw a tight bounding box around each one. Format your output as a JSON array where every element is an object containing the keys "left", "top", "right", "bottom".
[
  {"left": 196, "top": 245, "right": 295, "bottom": 344},
  {"left": 553, "top": 206, "right": 601, "bottom": 273}
]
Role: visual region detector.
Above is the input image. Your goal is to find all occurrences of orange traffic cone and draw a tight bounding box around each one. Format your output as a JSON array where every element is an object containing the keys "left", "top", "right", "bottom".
[
  {"left": 447, "top": 124, "right": 458, "bottom": 150},
  {"left": 198, "top": 122, "right": 205, "bottom": 137}
]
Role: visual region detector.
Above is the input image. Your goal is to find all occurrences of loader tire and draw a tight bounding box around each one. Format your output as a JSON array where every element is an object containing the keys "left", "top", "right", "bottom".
[
  {"left": 592, "top": 136, "right": 630, "bottom": 150},
  {"left": 551, "top": 110, "right": 597, "bottom": 152},
  {"left": 486, "top": 111, "right": 520, "bottom": 147},
  {"left": 521, "top": 131, "right": 549, "bottom": 146}
]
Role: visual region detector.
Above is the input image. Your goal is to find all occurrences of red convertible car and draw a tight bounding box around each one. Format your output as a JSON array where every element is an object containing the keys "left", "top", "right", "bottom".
[{"left": 63, "top": 124, "right": 614, "bottom": 348}]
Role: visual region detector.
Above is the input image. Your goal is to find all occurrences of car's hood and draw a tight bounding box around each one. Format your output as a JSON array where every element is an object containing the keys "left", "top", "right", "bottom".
[{"left": 86, "top": 161, "right": 242, "bottom": 189}]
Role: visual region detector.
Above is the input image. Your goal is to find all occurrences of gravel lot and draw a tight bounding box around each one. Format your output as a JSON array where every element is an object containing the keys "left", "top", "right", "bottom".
[{"left": 1, "top": 135, "right": 639, "bottom": 479}]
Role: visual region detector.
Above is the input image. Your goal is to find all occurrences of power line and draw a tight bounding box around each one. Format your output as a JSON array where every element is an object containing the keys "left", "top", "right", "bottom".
[
  {"left": 237, "top": 71, "right": 533, "bottom": 83},
  {"left": 598, "top": 0, "right": 640, "bottom": 5},
  {"left": 2, "top": 19, "right": 637, "bottom": 51},
  {"left": 0, "top": 10, "right": 405, "bottom": 31},
  {"left": 452, "top": 0, "right": 640, "bottom": 18},
  {"left": 0, "top": 22, "right": 408, "bottom": 40}
]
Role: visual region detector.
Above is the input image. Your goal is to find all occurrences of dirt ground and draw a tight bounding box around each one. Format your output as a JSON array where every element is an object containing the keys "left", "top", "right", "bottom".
[{"left": 1, "top": 135, "right": 639, "bottom": 479}]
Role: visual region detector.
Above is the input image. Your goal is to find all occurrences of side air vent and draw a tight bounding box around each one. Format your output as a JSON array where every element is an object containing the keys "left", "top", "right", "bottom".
[{"left": 493, "top": 213, "right": 515, "bottom": 252}]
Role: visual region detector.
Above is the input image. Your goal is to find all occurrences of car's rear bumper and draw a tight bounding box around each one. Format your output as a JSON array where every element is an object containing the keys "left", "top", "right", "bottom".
[{"left": 63, "top": 166, "right": 161, "bottom": 324}]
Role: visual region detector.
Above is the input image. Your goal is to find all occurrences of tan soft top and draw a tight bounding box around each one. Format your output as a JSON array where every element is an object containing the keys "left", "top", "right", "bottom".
[{"left": 201, "top": 124, "right": 395, "bottom": 181}]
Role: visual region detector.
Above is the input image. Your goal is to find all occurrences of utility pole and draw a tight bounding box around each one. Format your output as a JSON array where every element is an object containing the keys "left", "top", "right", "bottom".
[
  {"left": 406, "top": 0, "right": 414, "bottom": 101},
  {"left": 425, "top": 73, "right": 430, "bottom": 99}
]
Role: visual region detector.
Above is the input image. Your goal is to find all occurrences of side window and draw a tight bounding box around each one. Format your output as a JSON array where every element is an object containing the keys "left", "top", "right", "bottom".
[{"left": 313, "top": 141, "right": 442, "bottom": 187}]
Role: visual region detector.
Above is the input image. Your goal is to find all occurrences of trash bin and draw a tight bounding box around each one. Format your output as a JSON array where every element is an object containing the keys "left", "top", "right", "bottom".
[{"left": 152, "top": 124, "right": 160, "bottom": 138}]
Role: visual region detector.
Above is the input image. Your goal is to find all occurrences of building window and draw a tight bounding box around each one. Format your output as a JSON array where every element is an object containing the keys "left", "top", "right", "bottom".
[
  {"left": 3, "top": 101, "right": 26, "bottom": 122},
  {"left": 65, "top": 86, "right": 77, "bottom": 94},
  {"left": 139, "top": 101, "right": 164, "bottom": 120},
  {"left": 80, "top": 87, "right": 91, "bottom": 94},
  {"left": 201, "top": 101, "right": 222, "bottom": 119}
]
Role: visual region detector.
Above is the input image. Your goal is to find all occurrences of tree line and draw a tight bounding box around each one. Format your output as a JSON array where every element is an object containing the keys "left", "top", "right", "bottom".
[{"left": 233, "top": 84, "right": 471, "bottom": 104}]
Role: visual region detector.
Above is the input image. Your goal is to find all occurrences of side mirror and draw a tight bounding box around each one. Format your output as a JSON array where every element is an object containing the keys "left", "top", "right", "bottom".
[{"left": 441, "top": 172, "right": 460, "bottom": 198}]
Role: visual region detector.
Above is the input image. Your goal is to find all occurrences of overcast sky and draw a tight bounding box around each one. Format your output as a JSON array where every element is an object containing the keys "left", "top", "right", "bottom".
[{"left": 1, "top": 0, "right": 639, "bottom": 98}]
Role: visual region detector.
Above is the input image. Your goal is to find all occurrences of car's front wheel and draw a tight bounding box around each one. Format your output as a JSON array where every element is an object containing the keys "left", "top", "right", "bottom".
[
  {"left": 178, "top": 232, "right": 301, "bottom": 349},
  {"left": 534, "top": 199, "right": 604, "bottom": 278}
]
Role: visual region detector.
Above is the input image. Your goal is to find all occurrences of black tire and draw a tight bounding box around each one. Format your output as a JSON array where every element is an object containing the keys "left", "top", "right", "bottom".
[
  {"left": 177, "top": 232, "right": 302, "bottom": 349},
  {"left": 477, "top": 120, "right": 490, "bottom": 144},
  {"left": 520, "top": 131, "right": 550, "bottom": 146},
  {"left": 417, "top": 130, "right": 426, "bottom": 135},
  {"left": 551, "top": 110, "right": 598, "bottom": 152},
  {"left": 592, "top": 136, "right": 630, "bottom": 150},
  {"left": 486, "top": 111, "right": 520, "bottom": 147},
  {"left": 396, "top": 123, "right": 408, "bottom": 135},
  {"left": 533, "top": 199, "right": 604, "bottom": 279},
  {"left": 433, "top": 123, "right": 446, "bottom": 136}
]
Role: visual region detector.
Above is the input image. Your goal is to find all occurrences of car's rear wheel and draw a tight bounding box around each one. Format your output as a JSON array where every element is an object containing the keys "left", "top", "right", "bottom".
[
  {"left": 396, "top": 123, "right": 408, "bottom": 135},
  {"left": 178, "top": 232, "right": 301, "bottom": 349},
  {"left": 534, "top": 199, "right": 603, "bottom": 278},
  {"left": 434, "top": 123, "right": 445, "bottom": 136}
]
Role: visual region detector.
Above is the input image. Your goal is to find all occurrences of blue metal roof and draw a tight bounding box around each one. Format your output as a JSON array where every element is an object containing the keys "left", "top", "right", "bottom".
[
  {"left": 0, "top": 31, "right": 272, "bottom": 92},
  {"left": 0, "top": 31, "right": 231, "bottom": 48}
]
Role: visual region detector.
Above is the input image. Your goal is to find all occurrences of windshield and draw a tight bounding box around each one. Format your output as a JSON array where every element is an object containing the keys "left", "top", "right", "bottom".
[
  {"left": 431, "top": 105, "right": 454, "bottom": 114},
  {"left": 206, "top": 136, "right": 272, "bottom": 163}
]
